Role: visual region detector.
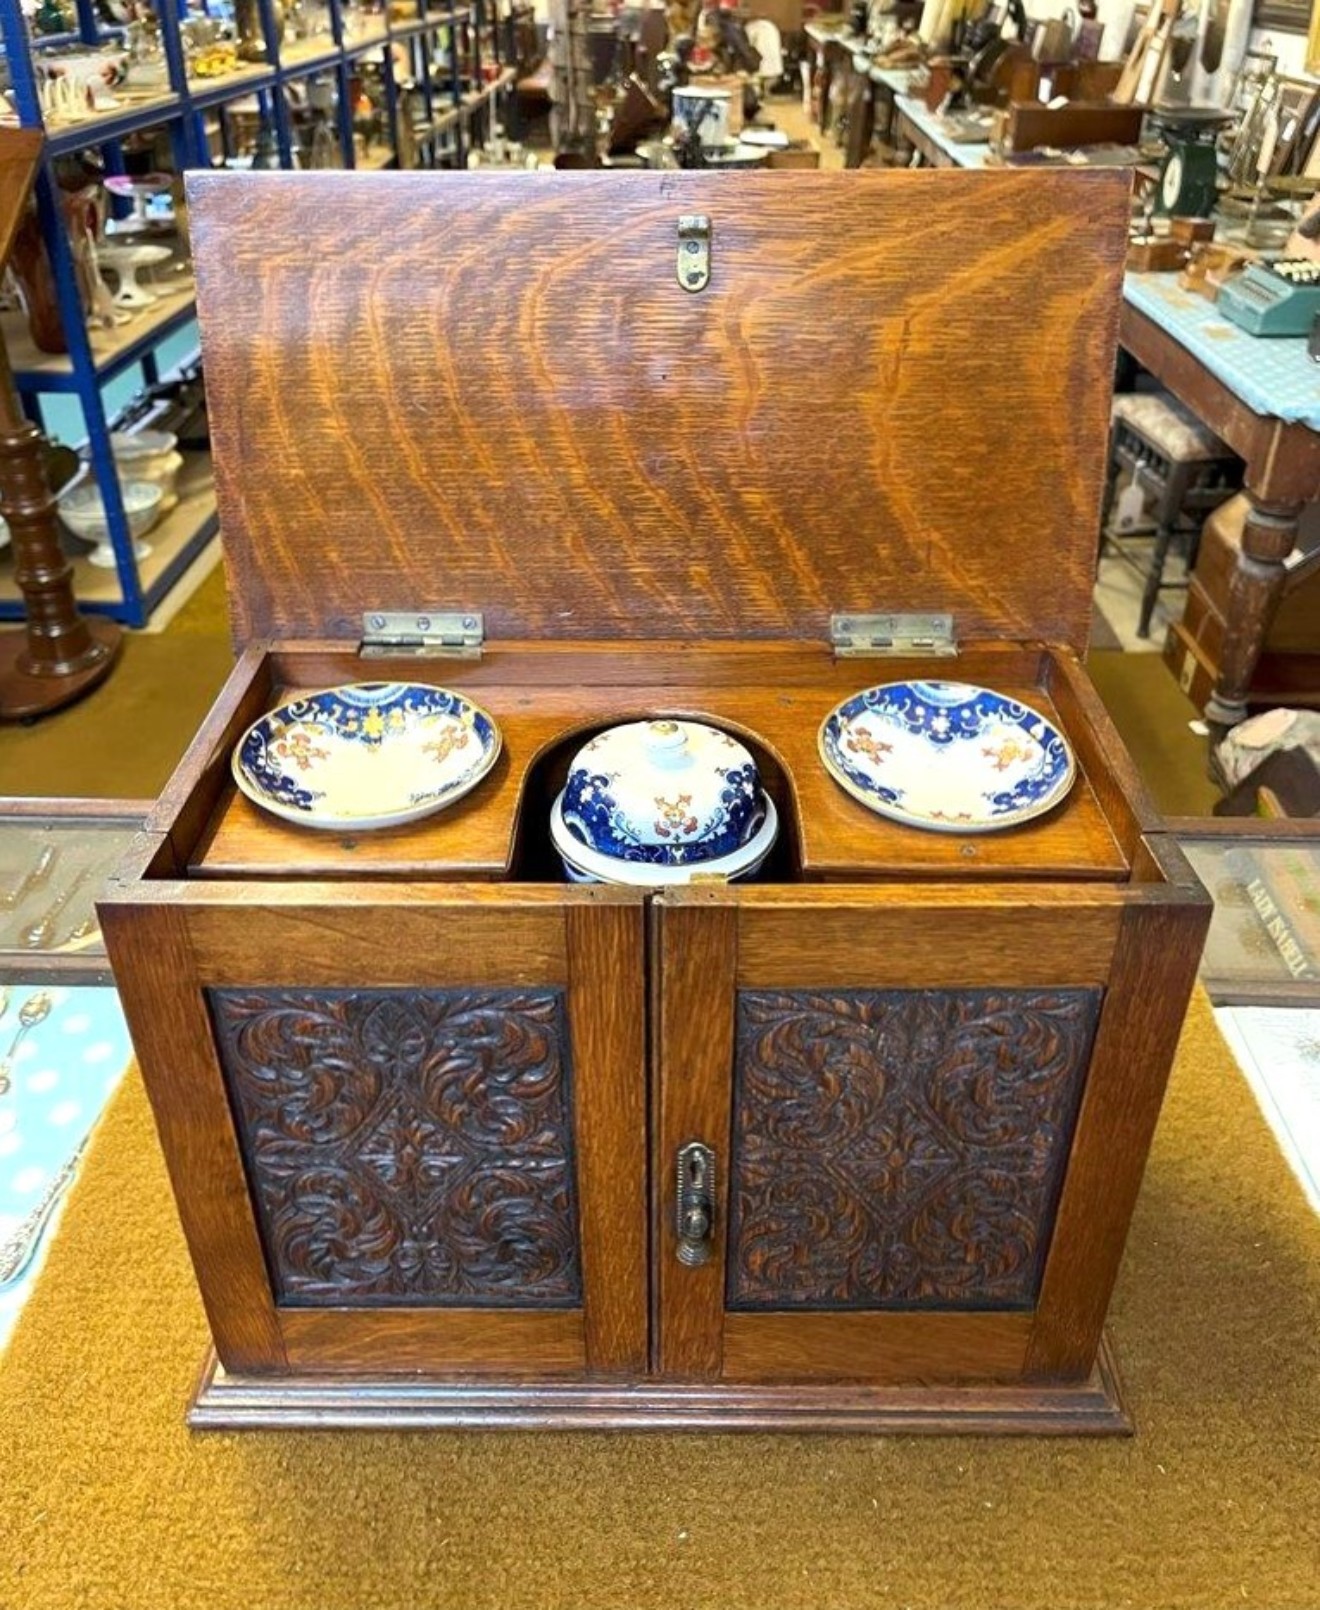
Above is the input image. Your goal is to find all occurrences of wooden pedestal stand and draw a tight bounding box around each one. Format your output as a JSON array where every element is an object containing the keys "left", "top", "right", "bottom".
[{"left": 0, "top": 130, "right": 120, "bottom": 722}]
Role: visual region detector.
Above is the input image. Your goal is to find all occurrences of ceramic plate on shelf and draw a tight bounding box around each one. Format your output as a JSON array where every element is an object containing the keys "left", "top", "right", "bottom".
[
  {"left": 819, "top": 680, "right": 1075, "bottom": 834},
  {"left": 232, "top": 682, "right": 501, "bottom": 831}
]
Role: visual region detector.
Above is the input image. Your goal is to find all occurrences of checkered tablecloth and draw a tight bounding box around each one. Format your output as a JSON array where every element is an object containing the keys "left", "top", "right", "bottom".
[
  {"left": 0, "top": 985, "right": 132, "bottom": 1347},
  {"left": 1124, "top": 272, "right": 1320, "bottom": 429}
]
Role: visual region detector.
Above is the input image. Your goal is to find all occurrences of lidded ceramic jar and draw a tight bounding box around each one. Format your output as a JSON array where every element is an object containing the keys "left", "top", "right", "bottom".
[{"left": 549, "top": 718, "right": 779, "bottom": 885}]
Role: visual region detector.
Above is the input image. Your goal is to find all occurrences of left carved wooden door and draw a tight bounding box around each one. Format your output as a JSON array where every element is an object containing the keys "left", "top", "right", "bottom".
[{"left": 101, "top": 886, "right": 648, "bottom": 1381}]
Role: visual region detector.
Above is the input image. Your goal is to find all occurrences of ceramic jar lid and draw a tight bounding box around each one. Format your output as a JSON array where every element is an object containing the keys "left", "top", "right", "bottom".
[{"left": 556, "top": 718, "right": 767, "bottom": 868}]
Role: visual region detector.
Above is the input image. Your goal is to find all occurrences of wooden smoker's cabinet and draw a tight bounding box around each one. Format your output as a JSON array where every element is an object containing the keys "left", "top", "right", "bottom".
[{"left": 100, "top": 171, "right": 1210, "bottom": 1432}]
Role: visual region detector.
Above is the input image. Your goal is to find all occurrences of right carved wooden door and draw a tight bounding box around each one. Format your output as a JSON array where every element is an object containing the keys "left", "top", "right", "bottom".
[{"left": 651, "top": 881, "right": 1181, "bottom": 1388}]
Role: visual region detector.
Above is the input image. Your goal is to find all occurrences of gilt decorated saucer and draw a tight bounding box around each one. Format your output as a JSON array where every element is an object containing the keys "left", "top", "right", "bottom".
[
  {"left": 819, "top": 680, "right": 1075, "bottom": 834},
  {"left": 233, "top": 682, "right": 501, "bottom": 830}
]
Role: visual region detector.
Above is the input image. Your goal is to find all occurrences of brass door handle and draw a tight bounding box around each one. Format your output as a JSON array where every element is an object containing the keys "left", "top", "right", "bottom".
[{"left": 675, "top": 1141, "right": 715, "bottom": 1267}]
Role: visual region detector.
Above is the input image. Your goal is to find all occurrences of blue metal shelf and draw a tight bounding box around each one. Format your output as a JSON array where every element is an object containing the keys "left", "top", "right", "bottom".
[
  {"left": 43, "top": 96, "right": 184, "bottom": 156},
  {"left": 0, "top": 0, "right": 509, "bottom": 625},
  {"left": 188, "top": 69, "right": 279, "bottom": 114},
  {"left": 277, "top": 44, "right": 344, "bottom": 77},
  {"left": 8, "top": 296, "right": 199, "bottom": 394}
]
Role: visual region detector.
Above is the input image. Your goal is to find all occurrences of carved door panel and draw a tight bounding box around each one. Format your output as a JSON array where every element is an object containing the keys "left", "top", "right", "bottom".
[
  {"left": 651, "top": 887, "right": 1124, "bottom": 1385},
  {"left": 102, "top": 887, "right": 648, "bottom": 1380}
]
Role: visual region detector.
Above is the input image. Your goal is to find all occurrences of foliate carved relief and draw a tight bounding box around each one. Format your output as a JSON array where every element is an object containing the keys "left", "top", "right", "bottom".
[
  {"left": 210, "top": 988, "right": 581, "bottom": 1306},
  {"left": 726, "top": 988, "right": 1099, "bottom": 1310}
]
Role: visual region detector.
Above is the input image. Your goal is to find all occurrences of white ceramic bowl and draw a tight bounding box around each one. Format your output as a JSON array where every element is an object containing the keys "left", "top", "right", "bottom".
[{"left": 59, "top": 477, "right": 163, "bottom": 565}]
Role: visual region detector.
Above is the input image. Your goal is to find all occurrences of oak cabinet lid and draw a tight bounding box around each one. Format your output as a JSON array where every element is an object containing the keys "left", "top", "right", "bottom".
[{"left": 188, "top": 169, "right": 1128, "bottom": 653}]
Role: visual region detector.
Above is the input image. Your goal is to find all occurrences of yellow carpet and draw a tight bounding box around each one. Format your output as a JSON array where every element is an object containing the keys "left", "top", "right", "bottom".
[{"left": 2, "top": 994, "right": 1318, "bottom": 1609}]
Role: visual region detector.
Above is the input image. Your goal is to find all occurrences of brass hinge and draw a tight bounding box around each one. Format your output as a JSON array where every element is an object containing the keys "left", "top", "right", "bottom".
[
  {"left": 830, "top": 612, "right": 957, "bottom": 658},
  {"left": 359, "top": 611, "right": 484, "bottom": 659}
]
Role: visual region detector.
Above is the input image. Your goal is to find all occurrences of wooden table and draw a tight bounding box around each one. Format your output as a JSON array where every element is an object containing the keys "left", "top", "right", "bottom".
[
  {"left": 851, "top": 128, "right": 1320, "bottom": 740},
  {"left": 1120, "top": 276, "right": 1320, "bottom": 737},
  {"left": 894, "top": 95, "right": 994, "bottom": 169}
]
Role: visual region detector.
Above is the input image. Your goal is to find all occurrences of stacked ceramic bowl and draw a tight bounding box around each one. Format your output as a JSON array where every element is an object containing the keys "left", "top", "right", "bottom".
[{"left": 550, "top": 718, "right": 779, "bottom": 885}]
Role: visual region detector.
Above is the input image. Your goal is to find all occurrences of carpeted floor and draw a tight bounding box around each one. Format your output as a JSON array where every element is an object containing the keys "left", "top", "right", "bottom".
[
  {"left": 2, "top": 563, "right": 234, "bottom": 800},
  {"left": 2, "top": 993, "right": 1318, "bottom": 1610}
]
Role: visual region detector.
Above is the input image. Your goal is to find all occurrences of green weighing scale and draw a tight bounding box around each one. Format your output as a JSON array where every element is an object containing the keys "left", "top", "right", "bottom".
[
  {"left": 1150, "top": 106, "right": 1232, "bottom": 218},
  {"left": 1220, "top": 259, "right": 1320, "bottom": 336}
]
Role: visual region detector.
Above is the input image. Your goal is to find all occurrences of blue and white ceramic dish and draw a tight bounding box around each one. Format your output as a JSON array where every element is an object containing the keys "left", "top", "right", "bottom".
[
  {"left": 552, "top": 792, "right": 779, "bottom": 886},
  {"left": 558, "top": 719, "right": 766, "bottom": 866},
  {"left": 818, "top": 680, "right": 1075, "bottom": 834},
  {"left": 549, "top": 717, "right": 779, "bottom": 885},
  {"left": 232, "top": 682, "right": 501, "bottom": 831}
]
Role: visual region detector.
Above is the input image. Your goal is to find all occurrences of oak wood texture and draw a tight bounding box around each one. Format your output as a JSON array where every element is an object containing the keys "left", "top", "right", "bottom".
[
  {"left": 187, "top": 1331, "right": 1130, "bottom": 1433},
  {"left": 182, "top": 643, "right": 1130, "bottom": 884},
  {"left": 566, "top": 902, "right": 649, "bottom": 1376},
  {"left": 998, "top": 101, "right": 1144, "bottom": 155},
  {"left": 99, "top": 886, "right": 647, "bottom": 1379},
  {"left": 655, "top": 876, "right": 1199, "bottom": 1388},
  {"left": 280, "top": 1309, "right": 586, "bottom": 1375},
  {"left": 720, "top": 1312, "right": 1032, "bottom": 1382},
  {"left": 727, "top": 887, "right": 1123, "bottom": 986},
  {"left": 96, "top": 902, "right": 287, "bottom": 1372},
  {"left": 653, "top": 901, "right": 737, "bottom": 1380},
  {"left": 102, "top": 173, "right": 1210, "bottom": 1429},
  {"left": 1025, "top": 884, "right": 1212, "bottom": 1378},
  {"left": 187, "top": 169, "right": 1128, "bottom": 654},
  {"left": 148, "top": 643, "right": 273, "bottom": 873}
]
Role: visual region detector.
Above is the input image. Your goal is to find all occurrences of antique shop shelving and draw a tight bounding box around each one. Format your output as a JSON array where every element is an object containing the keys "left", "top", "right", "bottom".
[{"left": 0, "top": 0, "right": 516, "bottom": 625}]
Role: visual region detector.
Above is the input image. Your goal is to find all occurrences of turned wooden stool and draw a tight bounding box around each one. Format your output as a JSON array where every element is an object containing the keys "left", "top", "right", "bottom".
[{"left": 1100, "top": 391, "right": 1242, "bottom": 638}]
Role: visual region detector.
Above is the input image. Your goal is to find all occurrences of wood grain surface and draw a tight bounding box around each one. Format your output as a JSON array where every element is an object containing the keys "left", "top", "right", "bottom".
[
  {"left": 653, "top": 901, "right": 738, "bottom": 1380},
  {"left": 96, "top": 902, "right": 287, "bottom": 1372},
  {"left": 566, "top": 902, "right": 649, "bottom": 1377},
  {"left": 720, "top": 1311, "right": 1032, "bottom": 1383},
  {"left": 0, "top": 129, "right": 42, "bottom": 276},
  {"left": 1025, "top": 883, "right": 1212, "bottom": 1378},
  {"left": 103, "top": 887, "right": 649, "bottom": 1382},
  {"left": 183, "top": 643, "right": 1129, "bottom": 883},
  {"left": 190, "top": 1333, "right": 1130, "bottom": 1431},
  {"left": 188, "top": 169, "right": 1128, "bottom": 652},
  {"left": 279, "top": 1308, "right": 586, "bottom": 1375}
]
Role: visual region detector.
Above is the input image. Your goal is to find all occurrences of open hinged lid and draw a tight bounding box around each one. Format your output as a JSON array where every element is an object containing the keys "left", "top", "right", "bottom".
[{"left": 188, "top": 169, "right": 1127, "bottom": 654}]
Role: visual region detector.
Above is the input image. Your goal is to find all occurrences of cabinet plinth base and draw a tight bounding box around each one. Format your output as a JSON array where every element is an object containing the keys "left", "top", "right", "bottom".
[{"left": 189, "top": 1333, "right": 1130, "bottom": 1436}]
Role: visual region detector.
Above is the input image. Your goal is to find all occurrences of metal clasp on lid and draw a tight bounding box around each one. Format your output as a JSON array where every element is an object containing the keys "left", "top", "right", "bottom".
[
  {"left": 830, "top": 613, "right": 957, "bottom": 658},
  {"left": 359, "top": 611, "right": 484, "bottom": 658},
  {"left": 677, "top": 215, "right": 711, "bottom": 293}
]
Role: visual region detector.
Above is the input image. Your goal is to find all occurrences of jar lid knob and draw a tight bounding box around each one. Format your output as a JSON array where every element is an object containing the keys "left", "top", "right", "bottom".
[{"left": 644, "top": 720, "right": 688, "bottom": 755}]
